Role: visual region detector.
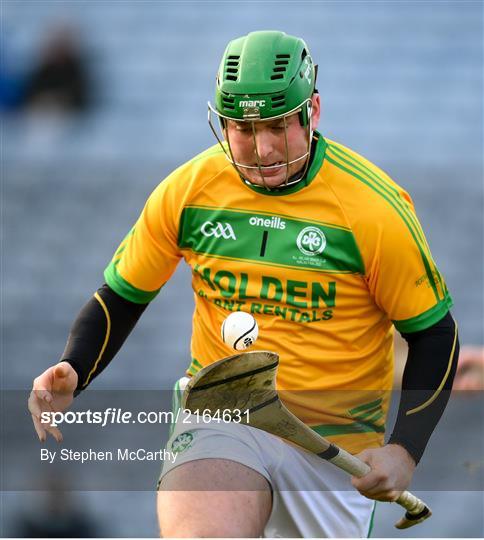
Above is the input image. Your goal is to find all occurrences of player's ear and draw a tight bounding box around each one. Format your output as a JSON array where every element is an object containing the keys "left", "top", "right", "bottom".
[{"left": 311, "top": 93, "right": 321, "bottom": 130}]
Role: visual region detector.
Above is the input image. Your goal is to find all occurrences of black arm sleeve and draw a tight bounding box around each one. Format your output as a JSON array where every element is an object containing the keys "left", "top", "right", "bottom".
[
  {"left": 388, "top": 310, "right": 459, "bottom": 464},
  {"left": 60, "top": 283, "right": 148, "bottom": 392}
]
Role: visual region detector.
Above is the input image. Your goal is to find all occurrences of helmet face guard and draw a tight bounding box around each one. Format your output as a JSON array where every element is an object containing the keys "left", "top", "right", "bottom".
[
  {"left": 208, "top": 100, "right": 314, "bottom": 189},
  {"left": 209, "top": 30, "right": 317, "bottom": 190}
]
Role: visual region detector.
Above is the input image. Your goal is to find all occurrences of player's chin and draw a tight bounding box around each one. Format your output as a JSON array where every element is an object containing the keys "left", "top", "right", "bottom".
[{"left": 250, "top": 171, "right": 288, "bottom": 188}]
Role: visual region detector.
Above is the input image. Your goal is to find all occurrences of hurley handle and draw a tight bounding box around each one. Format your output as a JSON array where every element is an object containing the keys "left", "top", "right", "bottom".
[{"left": 326, "top": 445, "right": 432, "bottom": 529}]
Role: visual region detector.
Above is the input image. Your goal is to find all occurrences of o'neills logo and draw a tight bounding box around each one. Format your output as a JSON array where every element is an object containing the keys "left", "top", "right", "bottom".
[
  {"left": 249, "top": 216, "right": 286, "bottom": 230},
  {"left": 239, "top": 99, "right": 266, "bottom": 108}
]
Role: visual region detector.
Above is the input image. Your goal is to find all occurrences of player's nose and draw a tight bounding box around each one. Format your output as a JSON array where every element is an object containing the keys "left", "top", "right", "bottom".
[{"left": 253, "top": 129, "right": 276, "bottom": 162}]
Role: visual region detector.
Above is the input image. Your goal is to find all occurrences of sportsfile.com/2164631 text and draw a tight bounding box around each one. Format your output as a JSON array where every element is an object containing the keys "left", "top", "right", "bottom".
[{"left": 39, "top": 407, "right": 250, "bottom": 427}]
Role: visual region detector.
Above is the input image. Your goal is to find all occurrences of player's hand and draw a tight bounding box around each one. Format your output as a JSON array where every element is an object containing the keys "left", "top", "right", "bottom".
[
  {"left": 351, "top": 444, "right": 416, "bottom": 502},
  {"left": 28, "top": 362, "right": 78, "bottom": 443}
]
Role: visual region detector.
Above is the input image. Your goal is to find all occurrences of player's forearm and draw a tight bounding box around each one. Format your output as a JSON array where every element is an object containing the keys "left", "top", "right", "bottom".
[
  {"left": 61, "top": 283, "right": 148, "bottom": 392},
  {"left": 388, "top": 311, "right": 459, "bottom": 464}
]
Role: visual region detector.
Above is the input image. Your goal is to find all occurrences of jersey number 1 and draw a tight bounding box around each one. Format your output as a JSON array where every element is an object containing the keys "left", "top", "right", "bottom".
[{"left": 259, "top": 231, "right": 269, "bottom": 257}]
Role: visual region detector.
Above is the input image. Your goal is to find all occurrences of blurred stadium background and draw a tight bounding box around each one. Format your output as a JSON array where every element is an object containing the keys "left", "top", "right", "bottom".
[{"left": 1, "top": 0, "right": 482, "bottom": 537}]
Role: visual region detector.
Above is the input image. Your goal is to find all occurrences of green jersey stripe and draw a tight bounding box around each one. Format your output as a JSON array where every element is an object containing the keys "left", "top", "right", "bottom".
[
  {"left": 393, "top": 297, "right": 452, "bottom": 333},
  {"left": 187, "top": 358, "right": 203, "bottom": 376},
  {"left": 191, "top": 358, "right": 204, "bottom": 370},
  {"left": 325, "top": 152, "right": 441, "bottom": 304},
  {"left": 312, "top": 420, "right": 385, "bottom": 437},
  {"left": 348, "top": 398, "right": 383, "bottom": 416},
  {"left": 104, "top": 262, "right": 161, "bottom": 304},
  {"left": 328, "top": 143, "right": 446, "bottom": 297},
  {"left": 327, "top": 144, "right": 432, "bottom": 263},
  {"left": 354, "top": 410, "right": 384, "bottom": 424},
  {"left": 187, "top": 365, "right": 198, "bottom": 376},
  {"left": 367, "top": 503, "right": 377, "bottom": 538},
  {"left": 327, "top": 144, "right": 446, "bottom": 299},
  {"left": 179, "top": 206, "right": 364, "bottom": 274}
]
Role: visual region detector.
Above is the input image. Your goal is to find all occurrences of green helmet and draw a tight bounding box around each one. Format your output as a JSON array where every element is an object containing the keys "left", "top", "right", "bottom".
[{"left": 213, "top": 30, "right": 316, "bottom": 125}]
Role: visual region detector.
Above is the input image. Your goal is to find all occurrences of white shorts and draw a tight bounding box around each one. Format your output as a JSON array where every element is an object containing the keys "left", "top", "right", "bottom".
[{"left": 159, "top": 410, "right": 375, "bottom": 538}]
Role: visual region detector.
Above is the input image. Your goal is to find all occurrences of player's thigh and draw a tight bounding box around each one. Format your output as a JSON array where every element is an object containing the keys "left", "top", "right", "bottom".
[{"left": 158, "top": 458, "right": 272, "bottom": 538}]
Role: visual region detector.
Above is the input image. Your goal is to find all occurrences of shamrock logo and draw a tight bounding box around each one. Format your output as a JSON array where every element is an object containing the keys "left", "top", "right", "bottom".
[
  {"left": 171, "top": 431, "right": 194, "bottom": 454},
  {"left": 296, "top": 227, "right": 326, "bottom": 256}
]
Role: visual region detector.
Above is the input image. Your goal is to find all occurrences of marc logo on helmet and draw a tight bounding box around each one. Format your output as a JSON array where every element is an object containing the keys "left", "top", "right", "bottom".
[
  {"left": 239, "top": 99, "right": 266, "bottom": 108},
  {"left": 200, "top": 221, "right": 237, "bottom": 240},
  {"left": 296, "top": 226, "right": 326, "bottom": 256}
]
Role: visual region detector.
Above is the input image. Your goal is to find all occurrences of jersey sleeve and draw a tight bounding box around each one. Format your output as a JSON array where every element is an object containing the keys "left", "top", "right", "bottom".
[
  {"left": 104, "top": 178, "right": 183, "bottom": 304},
  {"left": 358, "top": 188, "right": 452, "bottom": 333}
]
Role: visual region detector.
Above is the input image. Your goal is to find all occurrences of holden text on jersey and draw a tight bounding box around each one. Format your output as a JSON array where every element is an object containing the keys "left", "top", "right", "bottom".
[{"left": 194, "top": 265, "right": 335, "bottom": 323}]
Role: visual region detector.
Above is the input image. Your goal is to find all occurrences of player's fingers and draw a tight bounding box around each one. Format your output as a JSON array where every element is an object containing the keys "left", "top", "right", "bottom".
[
  {"left": 54, "top": 362, "right": 70, "bottom": 379},
  {"left": 52, "top": 363, "right": 78, "bottom": 394},
  {"left": 351, "top": 471, "right": 382, "bottom": 492},
  {"left": 42, "top": 401, "right": 65, "bottom": 442},
  {"left": 352, "top": 476, "right": 389, "bottom": 498},
  {"left": 31, "top": 398, "right": 64, "bottom": 442},
  {"left": 44, "top": 424, "right": 63, "bottom": 443},
  {"left": 39, "top": 408, "right": 64, "bottom": 443},
  {"left": 32, "top": 369, "right": 55, "bottom": 391},
  {"left": 355, "top": 449, "right": 372, "bottom": 464},
  {"left": 28, "top": 390, "right": 43, "bottom": 418},
  {"left": 32, "top": 372, "right": 54, "bottom": 404},
  {"left": 36, "top": 389, "right": 53, "bottom": 404},
  {"left": 31, "top": 414, "right": 47, "bottom": 442}
]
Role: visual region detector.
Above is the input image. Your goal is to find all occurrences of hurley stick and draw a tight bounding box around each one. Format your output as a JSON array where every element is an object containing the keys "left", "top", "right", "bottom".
[{"left": 183, "top": 350, "right": 431, "bottom": 529}]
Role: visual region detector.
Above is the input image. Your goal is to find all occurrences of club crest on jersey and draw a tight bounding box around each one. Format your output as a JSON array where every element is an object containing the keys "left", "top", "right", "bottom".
[
  {"left": 200, "top": 221, "right": 237, "bottom": 240},
  {"left": 171, "top": 431, "right": 195, "bottom": 454},
  {"left": 296, "top": 226, "right": 326, "bottom": 256}
]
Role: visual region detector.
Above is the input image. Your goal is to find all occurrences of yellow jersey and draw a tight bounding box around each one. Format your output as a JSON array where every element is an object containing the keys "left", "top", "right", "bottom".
[{"left": 105, "top": 133, "right": 452, "bottom": 453}]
